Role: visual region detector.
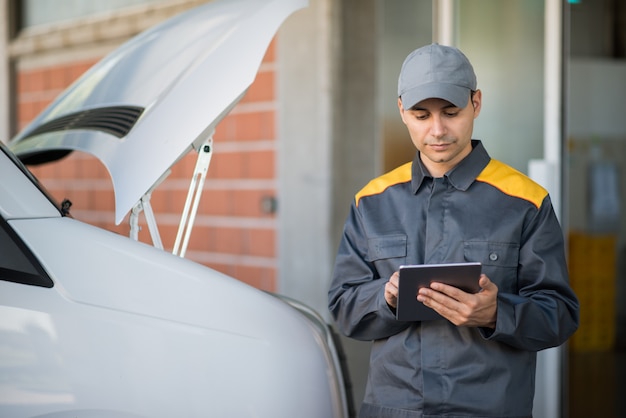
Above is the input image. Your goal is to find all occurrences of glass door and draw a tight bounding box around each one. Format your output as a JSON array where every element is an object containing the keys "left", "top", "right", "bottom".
[{"left": 565, "top": 0, "right": 626, "bottom": 416}]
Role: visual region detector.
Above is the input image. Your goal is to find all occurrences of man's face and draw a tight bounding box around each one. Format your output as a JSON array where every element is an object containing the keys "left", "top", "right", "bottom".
[{"left": 398, "top": 90, "right": 482, "bottom": 178}]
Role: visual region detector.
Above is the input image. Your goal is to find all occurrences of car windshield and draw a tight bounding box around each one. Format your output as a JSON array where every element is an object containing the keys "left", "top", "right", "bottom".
[{"left": 1, "top": 141, "right": 65, "bottom": 217}]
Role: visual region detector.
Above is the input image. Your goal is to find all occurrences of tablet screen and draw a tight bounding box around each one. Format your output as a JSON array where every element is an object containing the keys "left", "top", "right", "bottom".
[{"left": 395, "top": 262, "right": 482, "bottom": 321}]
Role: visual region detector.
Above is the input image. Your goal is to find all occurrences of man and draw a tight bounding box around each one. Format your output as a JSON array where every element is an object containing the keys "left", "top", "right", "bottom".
[{"left": 328, "top": 43, "right": 579, "bottom": 417}]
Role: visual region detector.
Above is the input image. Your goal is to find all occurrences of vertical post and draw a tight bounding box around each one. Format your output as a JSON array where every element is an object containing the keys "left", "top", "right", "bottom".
[
  {"left": 531, "top": 1, "right": 564, "bottom": 418},
  {"left": 433, "top": 0, "right": 454, "bottom": 45},
  {"left": 543, "top": 0, "right": 563, "bottom": 215}
]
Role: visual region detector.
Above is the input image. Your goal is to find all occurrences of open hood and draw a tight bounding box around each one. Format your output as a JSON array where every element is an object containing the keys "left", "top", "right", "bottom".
[{"left": 9, "top": 0, "right": 306, "bottom": 225}]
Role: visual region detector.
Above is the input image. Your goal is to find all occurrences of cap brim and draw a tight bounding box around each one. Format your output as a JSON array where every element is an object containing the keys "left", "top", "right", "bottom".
[{"left": 400, "top": 83, "right": 471, "bottom": 109}]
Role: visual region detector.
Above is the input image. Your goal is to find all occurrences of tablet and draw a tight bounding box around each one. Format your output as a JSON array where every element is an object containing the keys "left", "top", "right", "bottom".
[{"left": 395, "top": 262, "right": 482, "bottom": 321}]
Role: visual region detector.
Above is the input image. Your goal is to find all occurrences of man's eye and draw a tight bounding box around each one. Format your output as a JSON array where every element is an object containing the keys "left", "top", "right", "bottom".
[
  {"left": 444, "top": 111, "right": 459, "bottom": 117},
  {"left": 414, "top": 113, "right": 429, "bottom": 120}
]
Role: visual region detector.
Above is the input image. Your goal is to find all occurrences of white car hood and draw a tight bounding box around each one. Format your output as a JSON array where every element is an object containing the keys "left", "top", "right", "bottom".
[{"left": 9, "top": 0, "right": 306, "bottom": 225}]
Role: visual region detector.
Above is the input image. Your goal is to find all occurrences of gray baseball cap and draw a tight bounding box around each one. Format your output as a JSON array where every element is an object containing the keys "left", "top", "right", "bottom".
[{"left": 398, "top": 43, "right": 477, "bottom": 109}]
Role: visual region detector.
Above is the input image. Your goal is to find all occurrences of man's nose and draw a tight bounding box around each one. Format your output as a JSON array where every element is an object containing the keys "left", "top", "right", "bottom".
[{"left": 430, "top": 115, "right": 446, "bottom": 138}]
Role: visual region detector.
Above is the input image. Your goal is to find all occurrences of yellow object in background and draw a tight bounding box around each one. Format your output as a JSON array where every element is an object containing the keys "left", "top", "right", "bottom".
[{"left": 568, "top": 232, "right": 617, "bottom": 351}]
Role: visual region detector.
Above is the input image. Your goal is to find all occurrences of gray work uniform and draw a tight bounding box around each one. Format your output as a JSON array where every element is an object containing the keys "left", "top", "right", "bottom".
[{"left": 328, "top": 140, "right": 579, "bottom": 418}]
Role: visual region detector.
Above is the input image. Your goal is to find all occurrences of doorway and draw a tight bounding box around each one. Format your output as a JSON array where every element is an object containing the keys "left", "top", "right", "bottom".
[{"left": 565, "top": 0, "right": 626, "bottom": 416}]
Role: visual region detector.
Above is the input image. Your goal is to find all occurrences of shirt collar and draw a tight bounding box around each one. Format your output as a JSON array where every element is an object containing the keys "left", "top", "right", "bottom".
[{"left": 411, "top": 140, "right": 491, "bottom": 193}]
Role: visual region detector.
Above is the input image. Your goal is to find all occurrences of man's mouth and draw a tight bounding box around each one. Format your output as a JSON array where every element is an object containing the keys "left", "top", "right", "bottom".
[{"left": 429, "top": 142, "right": 453, "bottom": 150}]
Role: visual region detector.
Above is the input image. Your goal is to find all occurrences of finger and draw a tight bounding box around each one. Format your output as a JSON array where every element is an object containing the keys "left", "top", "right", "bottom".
[
  {"left": 386, "top": 280, "right": 398, "bottom": 296},
  {"left": 479, "top": 274, "right": 498, "bottom": 292},
  {"left": 385, "top": 275, "right": 400, "bottom": 308},
  {"left": 418, "top": 291, "right": 464, "bottom": 322},
  {"left": 389, "top": 271, "right": 400, "bottom": 287},
  {"left": 427, "top": 281, "right": 467, "bottom": 301},
  {"left": 418, "top": 285, "right": 456, "bottom": 306}
]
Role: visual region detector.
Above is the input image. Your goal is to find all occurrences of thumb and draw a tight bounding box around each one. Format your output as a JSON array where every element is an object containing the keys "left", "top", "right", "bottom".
[{"left": 479, "top": 274, "right": 496, "bottom": 291}]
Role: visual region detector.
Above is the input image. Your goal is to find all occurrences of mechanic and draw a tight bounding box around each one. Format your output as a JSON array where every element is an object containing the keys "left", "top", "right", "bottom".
[{"left": 328, "top": 43, "right": 579, "bottom": 417}]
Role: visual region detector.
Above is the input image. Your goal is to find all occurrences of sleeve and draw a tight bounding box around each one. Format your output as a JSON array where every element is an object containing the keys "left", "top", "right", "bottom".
[
  {"left": 481, "top": 195, "right": 580, "bottom": 351},
  {"left": 328, "top": 201, "right": 410, "bottom": 341}
]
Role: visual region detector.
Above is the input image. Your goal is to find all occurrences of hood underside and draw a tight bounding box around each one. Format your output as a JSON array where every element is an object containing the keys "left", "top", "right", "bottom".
[{"left": 9, "top": 0, "right": 306, "bottom": 225}]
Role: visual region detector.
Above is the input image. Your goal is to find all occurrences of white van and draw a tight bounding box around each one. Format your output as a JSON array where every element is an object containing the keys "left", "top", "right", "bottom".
[{"left": 0, "top": 1, "right": 353, "bottom": 416}]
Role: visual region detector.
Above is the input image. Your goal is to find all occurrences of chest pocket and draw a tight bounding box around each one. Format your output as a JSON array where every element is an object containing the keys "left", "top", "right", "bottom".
[
  {"left": 366, "top": 234, "right": 407, "bottom": 261},
  {"left": 464, "top": 241, "right": 519, "bottom": 292}
]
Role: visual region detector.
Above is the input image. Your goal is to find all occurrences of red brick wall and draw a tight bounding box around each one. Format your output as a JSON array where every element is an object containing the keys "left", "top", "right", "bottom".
[{"left": 17, "top": 40, "right": 279, "bottom": 291}]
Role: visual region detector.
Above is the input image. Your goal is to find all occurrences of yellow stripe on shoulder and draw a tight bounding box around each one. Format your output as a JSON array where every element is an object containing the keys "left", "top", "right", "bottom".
[
  {"left": 476, "top": 159, "right": 547, "bottom": 209},
  {"left": 355, "top": 162, "right": 412, "bottom": 207}
]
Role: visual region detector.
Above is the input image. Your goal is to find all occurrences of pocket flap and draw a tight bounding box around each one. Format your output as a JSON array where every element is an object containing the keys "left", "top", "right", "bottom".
[
  {"left": 464, "top": 241, "right": 519, "bottom": 267},
  {"left": 367, "top": 234, "right": 407, "bottom": 261}
]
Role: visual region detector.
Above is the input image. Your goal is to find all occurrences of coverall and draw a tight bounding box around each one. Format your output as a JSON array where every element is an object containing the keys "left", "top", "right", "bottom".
[{"left": 329, "top": 140, "right": 579, "bottom": 418}]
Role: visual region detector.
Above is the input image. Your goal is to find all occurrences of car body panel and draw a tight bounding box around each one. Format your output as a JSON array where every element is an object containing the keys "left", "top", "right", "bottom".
[
  {"left": 9, "top": 0, "right": 307, "bottom": 225},
  {"left": 0, "top": 279, "right": 336, "bottom": 417}
]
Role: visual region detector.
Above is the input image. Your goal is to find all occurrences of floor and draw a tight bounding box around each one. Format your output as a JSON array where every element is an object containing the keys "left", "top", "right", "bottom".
[{"left": 568, "top": 350, "right": 626, "bottom": 417}]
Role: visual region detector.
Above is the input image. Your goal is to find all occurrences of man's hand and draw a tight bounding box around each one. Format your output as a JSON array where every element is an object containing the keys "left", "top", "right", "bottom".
[
  {"left": 417, "top": 274, "right": 498, "bottom": 328},
  {"left": 384, "top": 271, "right": 400, "bottom": 308}
]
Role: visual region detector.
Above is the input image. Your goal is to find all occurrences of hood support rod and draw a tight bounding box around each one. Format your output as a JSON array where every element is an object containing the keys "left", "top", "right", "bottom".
[
  {"left": 129, "top": 169, "right": 171, "bottom": 249},
  {"left": 172, "top": 134, "right": 214, "bottom": 258},
  {"left": 130, "top": 192, "right": 164, "bottom": 249}
]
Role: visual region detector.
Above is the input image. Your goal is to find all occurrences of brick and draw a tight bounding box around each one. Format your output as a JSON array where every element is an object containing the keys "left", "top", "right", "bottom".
[
  {"left": 18, "top": 101, "right": 39, "bottom": 126},
  {"left": 214, "top": 226, "right": 243, "bottom": 254},
  {"left": 168, "top": 189, "right": 190, "bottom": 214},
  {"left": 93, "top": 190, "right": 115, "bottom": 212},
  {"left": 202, "top": 226, "right": 219, "bottom": 253},
  {"left": 242, "top": 71, "right": 275, "bottom": 103},
  {"left": 48, "top": 66, "right": 69, "bottom": 90},
  {"left": 213, "top": 115, "right": 236, "bottom": 142},
  {"left": 155, "top": 224, "right": 179, "bottom": 252},
  {"left": 229, "top": 111, "right": 275, "bottom": 141},
  {"left": 182, "top": 225, "right": 210, "bottom": 253},
  {"left": 77, "top": 155, "right": 107, "bottom": 178},
  {"left": 262, "top": 38, "right": 276, "bottom": 64},
  {"left": 243, "top": 150, "right": 275, "bottom": 179},
  {"left": 29, "top": 164, "right": 53, "bottom": 179},
  {"left": 210, "top": 152, "right": 244, "bottom": 178},
  {"left": 68, "top": 61, "right": 98, "bottom": 83},
  {"left": 68, "top": 189, "right": 93, "bottom": 211},
  {"left": 27, "top": 69, "right": 46, "bottom": 93},
  {"left": 17, "top": 71, "right": 30, "bottom": 93},
  {"left": 55, "top": 156, "right": 79, "bottom": 179},
  {"left": 34, "top": 98, "right": 53, "bottom": 115},
  {"left": 233, "top": 265, "right": 276, "bottom": 292},
  {"left": 169, "top": 152, "right": 196, "bottom": 178},
  {"left": 207, "top": 262, "right": 236, "bottom": 280},
  {"left": 108, "top": 222, "right": 130, "bottom": 237},
  {"left": 244, "top": 228, "right": 276, "bottom": 257},
  {"left": 232, "top": 189, "right": 275, "bottom": 217},
  {"left": 146, "top": 188, "right": 169, "bottom": 215},
  {"left": 199, "top": 189, "right": 232, "bottom": 216}
]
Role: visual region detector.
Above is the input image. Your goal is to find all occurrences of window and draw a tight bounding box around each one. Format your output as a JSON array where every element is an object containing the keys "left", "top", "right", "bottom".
[
  {"left": 19, "top": 0, "right": 166, "bottom": 29},
  {"left": 0, "top": 217, "right": 53, "bottom": 288}
]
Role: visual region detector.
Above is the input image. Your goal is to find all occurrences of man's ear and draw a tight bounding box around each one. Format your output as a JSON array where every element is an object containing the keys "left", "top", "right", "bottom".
[
  {"left": 398, "top": 97, "right": 407, "bottom": 123},
  {"left": 472, "top": 89, "right": 482, "bottom": 118}
]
